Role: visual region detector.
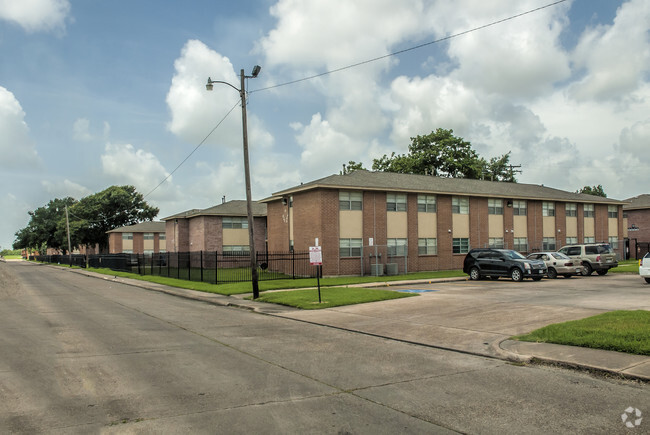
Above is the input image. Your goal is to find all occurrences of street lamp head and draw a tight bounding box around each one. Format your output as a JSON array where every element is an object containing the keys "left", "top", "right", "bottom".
[
  {"left": 206, "top": 77, "right": 214, "bottom": 91},
  {"left": 251, "top": 65, "right": 261, "bottom": 78}
]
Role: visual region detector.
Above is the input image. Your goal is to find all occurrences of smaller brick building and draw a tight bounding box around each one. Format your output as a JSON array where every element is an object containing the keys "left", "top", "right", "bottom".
[
  {"left": 624, "top": 194, "right": 650, "bottom": 258},
  {"left": 162, "top": 200, "right": 267, "bottom": 253},
  {"left": 107, "top": 221, "right": 167, "bottom": 254}
]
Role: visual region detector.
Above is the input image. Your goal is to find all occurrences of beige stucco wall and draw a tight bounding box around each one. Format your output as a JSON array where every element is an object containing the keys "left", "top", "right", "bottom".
[
  {"left": 566, "top": 217, "right": 578, "bottom": 238},
  {"left": 584, "top": 217, "right": 595, "bottom": 237},
  {"left": 144, "top": 240, "right": 154, "bottom": 251},
  {"left": 387, "top": 212, "right": 408, "bottom": 238},
  {"left": 122, "top": 239, "right": 133, "bottom": 251},
  {"left": 513, "top": 216, "right": 527, "bottom": 237},
  {"left": 543, "top": 216, "right": 556, "bottom": 237},
  {"left": 488, "top": 215, "right": 503, "bottom": 238},
  {"left": 453, "top": 214, "right": 470, "bottom": 238},
  {"left": 608, "top": 218, "right": 618, "bottom": 237},
  {"left": 418, "top": 212, "right": 437, "bottom": 238},
  {"left": 339, "top": 210, "right": 363, "bottom": 238}
]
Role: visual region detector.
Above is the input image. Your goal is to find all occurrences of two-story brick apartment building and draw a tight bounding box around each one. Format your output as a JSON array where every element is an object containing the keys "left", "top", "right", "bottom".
[
  {"left": 624, "top": 194, "right": 650, "bottom": 258},
  {"left": 107, "top": 221, "right": 167, "bottom": 254},
  {"left": 162, "top": 200, "right": 267, "bottom": 253},
  {"left": 262, "top": 170, "right": 626, "bottom": 276}
]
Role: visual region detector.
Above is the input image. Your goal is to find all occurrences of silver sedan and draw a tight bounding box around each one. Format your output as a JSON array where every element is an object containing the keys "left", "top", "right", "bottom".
[{"left": 526, "top": 252, "right": 584, "bottom": 279}]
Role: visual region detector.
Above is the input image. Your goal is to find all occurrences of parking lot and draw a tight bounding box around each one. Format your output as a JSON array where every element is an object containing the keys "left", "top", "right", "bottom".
[{"left": 277, "top": 274, "right": 650, "bottom": 357}]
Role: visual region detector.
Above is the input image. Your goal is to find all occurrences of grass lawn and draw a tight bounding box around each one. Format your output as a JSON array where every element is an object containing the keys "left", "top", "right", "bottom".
[
  {"left": 2, "top": 255, "right": 23, "bottom": 260},
  {"left": 249, "top": 286, "right": 416, "bottom": 309},
  {"left": 513, "top": 310, "right": 650, "bottom": 356},
  {"left": 609, "top": 259, "right": 640, "bottom": 273}
]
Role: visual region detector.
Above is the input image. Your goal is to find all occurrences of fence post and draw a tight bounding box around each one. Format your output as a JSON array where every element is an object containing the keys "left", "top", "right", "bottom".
[
  {"left": 200, "top": 251, "right": 204, "bottom": 282},
  {"left": 215, "top": 251, "right": 218, "bottom": 284}
]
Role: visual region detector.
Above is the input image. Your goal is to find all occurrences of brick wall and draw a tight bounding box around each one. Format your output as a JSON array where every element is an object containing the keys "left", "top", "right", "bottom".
[
  {"left": 267, "top": 200, "right": 289, "bottom": 251},
  {"left": 555, "top": 201, "right": 566, "bottom": 247},
  {"left": 437, "top": 195, "right": 453, "bottom": 270},
  {"left": 527, "top": 201, "right": 543, "bottom": 251},
  {"left": 595, "top": 204, "right": 608, "bottom": 242}
]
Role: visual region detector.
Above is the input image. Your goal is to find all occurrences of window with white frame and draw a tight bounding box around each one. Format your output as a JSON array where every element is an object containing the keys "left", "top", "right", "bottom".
[
  {"left": 339, "top": 238, "right": 362, "bottom": 257},
  {"left": 417, "top": 195, "right": 436, "bottom": 212},
  {"left": 608, "top": 236, "right": 618, "bottom": 247},
  {"left": 418, "top": 238, "right": 437, "bottom": 255},
  {"left": 488, "top": 199, "right": 503, "bottom": 215},
  {"left": 542, "top": 202, "right": 555, "bottom": 217},
  {"left": 386, "top": 193, "right": 407, "bottom": 212},
  {"left": 339, "top": 191, "right": 362, "bottom": 210},
  {"left": 122, "top": 233, "right": 133, "bottom": 240},
  {"left": 159, "top": 233, "right": 166, "bottom": 240},
  {"left": 223, "top": 245, "right": 250, "bottom": 254},
  {"left": 584, "top": 204, "right": 594, "bottom": 218},
  {"left": 387, "top": 238, "right": 407, "bottom": 256},
  {"left": 542, "top": 237, "right": 556, "bottom": 250},
  {"left": 565, "top": 237, "right": 578, "bottom": 244},
  {"left": 223, "top": 217, "right": 248, "bottom": 229},
  {"left": 584, "top": 236, "right": 595, "bottom": 243},
  {"left": 143, "top": 233, "right": 154, "bottom": 240},
  {"left": 513, "top": 200, "right": 527, "bottom": 216},
  {"left": 489, "top": 237, "right": 504, "bottom": 248},
  {"left": 452, "top": 197, "right": 469, "bottom": 214},
  {"left": 565, "top": 203, "right": 577, "bottom": 217},
  {"left": 608, "top": 205, "right": 618, "bottom": 218},
  {"left": 513, "top": 237, "right": 528, "bottom": 252},
  {"left": 452, "top": 238, "right": 470, "bottom": 254}
]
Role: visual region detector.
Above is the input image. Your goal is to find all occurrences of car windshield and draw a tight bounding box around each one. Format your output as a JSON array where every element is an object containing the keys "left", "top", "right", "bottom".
[
  {"left": 551, "top": 252, "right": 570, "bottom": 260},
  {"left": 504, "top": 250, "right": 525, "bottom": 259}
]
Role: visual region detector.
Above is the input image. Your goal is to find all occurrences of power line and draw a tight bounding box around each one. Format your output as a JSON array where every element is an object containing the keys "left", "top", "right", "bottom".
[{"left": 250, "top": 0, "right": 567, "bottom": 94}]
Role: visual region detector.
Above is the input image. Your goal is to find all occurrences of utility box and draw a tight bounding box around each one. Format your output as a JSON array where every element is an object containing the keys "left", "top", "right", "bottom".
[
  {"left": 386, "top": 263, "right": 399, "bottom": 276},
  {"left": 370, "top": 263, "right": 384, "bottom": 276}
]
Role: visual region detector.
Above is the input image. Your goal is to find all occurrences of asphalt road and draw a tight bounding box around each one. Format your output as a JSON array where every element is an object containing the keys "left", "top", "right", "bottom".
[{"left": 0, "top": 261, "right": 648, "bottom": 434}]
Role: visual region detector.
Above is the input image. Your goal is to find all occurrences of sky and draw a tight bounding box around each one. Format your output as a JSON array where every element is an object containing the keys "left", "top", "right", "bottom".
[{"left": 1, "top": 0, "right": 649, "bottom": 250}]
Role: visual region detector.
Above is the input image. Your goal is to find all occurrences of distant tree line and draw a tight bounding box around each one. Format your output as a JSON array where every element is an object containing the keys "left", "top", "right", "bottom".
[{"left": 13, "top": 185, "right": 158, "bottom": 254}]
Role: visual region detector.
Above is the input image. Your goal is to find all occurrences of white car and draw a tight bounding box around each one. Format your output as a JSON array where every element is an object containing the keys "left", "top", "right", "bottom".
[
  {"left": 640, "top": 252, "right": 650, "bottom": 284},
  {"left": 526, "top": 251, "right": 584, "bottom": 279}
]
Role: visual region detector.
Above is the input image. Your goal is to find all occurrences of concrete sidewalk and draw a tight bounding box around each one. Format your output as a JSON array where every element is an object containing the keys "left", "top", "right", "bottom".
[{"left": 67, "top": 266, "right": 650, "bottom": 382}]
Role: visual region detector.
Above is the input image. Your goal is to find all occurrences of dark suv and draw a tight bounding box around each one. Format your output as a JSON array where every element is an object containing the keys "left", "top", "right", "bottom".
[{"left": 463, "top": 249, "right": 547, "bottom": 282}]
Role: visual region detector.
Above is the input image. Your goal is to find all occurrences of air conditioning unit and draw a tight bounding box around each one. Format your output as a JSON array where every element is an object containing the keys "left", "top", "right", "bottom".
[
  {"left": 370, "top": 263, "right": 384, "bottom": 276},
  {"left": 386, "top": 263, "right": 399, "bottom": 276}
]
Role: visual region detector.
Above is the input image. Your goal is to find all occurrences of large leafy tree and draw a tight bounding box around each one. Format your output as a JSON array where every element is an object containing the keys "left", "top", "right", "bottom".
[
  {"left": 13, "top": 197, "right": 77, "bottom": 252},
  {"left": 69, "top": 185, "right": 159, "bottom": 252},
  {"left": 371, "top": 128, "right": 517, "bottom": 182},
  {"left": 577, "top": 185, "right": 607, "bottom": 197}
]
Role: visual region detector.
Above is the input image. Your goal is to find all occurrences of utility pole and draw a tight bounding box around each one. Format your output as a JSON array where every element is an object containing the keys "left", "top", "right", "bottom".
[{"left": 65, "top": 206, "right": 72, "bottom": 266}]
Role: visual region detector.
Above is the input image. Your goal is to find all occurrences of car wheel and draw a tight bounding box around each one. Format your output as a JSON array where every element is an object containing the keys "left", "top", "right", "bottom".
[
  {"left": 581, "top": 262, "right": 593, "bottom": 276},
  {"left": 532, "top": 276, "right": 543, "bottom": 281},
  {"left": 596, "top": 269, "right": 608, "bottom": 276},
  {"left": 547, "top": 267, "right": 558, "bottom": 279},
  {"left": 510, "top": 268, "right": 523, "bottom": 282},
  {"left": 469, "top": 267, "right": 481, "bottom": 281},
  {"left": 645, "top": 277, "right": 650, "bottom": 284}
]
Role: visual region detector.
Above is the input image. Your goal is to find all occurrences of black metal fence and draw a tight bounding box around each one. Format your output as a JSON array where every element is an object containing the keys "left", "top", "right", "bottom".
[{"left": 32, "top": 250, "right": 315, "bottom": 284}]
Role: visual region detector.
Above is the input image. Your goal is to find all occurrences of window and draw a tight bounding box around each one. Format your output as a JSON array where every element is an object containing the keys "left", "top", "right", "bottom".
[
  {"left": 565, "top": 237, "right": 578, "bottom": 244},
  {"left": 123, "top": 249, "right": 133, "bottom": 254},
  {"left": 489, "top": 237, "right": 504, "bottom": 249},
  {"left": 565, "top": 203, "right": 577, "bottom": 217},
  {"left": 223, "top": 217, "right": 248, "bottom": 229},
  {"left": 223, "top": 245, "right": 250, "bottom": 254},
  {"left": 488, "top": 199, "right": 503, "bottom": 215},
  {"left": 608, "top": 205, "right": 618, "bottom": 218},
  {"left": 542, "top": 202, "right": 555, "bottom": 217},
  {"left": 339, "top": 191, "right": 362, "bottom": 210},
  {"left": 289, "top": 195, "right": 293, "bottom": 208},
  {"left": 143, "top": 233, "right": 154, "bottom": 240},
  {"left": 418, "top": 238, "right": 437, "bottom": 255},
  {"left": 584, "top": 236, "right": 595, "bottom": 243},
  {"left": 513, "top": 200, "right": 527, "bottom": 216},
  {"left": 452, "top": 238, "right": 470, "bottom": 254},
  {"left": 387, "top": 193, "right": 407, "bottom": 212},
  {"left": 159, "top": 233, "right": 166, "bottom": 240},
  {"left": 542, "top": 237, "right": 556, "bottom": 251},
  {"left": 144, "top": 249, "right": 154, "bottom": 256},
  {"left": 584, "top": 204, "right": 594, "bottom": 218},
  {"left": 452, "top": 197, "right": 469, "bottom": 214},
  {"left": 122, "top": 233, "right": 133, "bottom": 240},
  {"left": 513, "top": 237, "right": 528, "bottom": 252},
  {"left": 417, "top": 195, "right": 436, "bottom": 213},
  {"left": 387, "top": 238, "right": 407, "bottom": 256},
  {"left": 289, "top": 240, "right": 294, "bottom": 252},
  {"left": 339, "top": 238, "right": 362, "bottom": 257},
  {"left": 608, "top": 236, "right": 618, "bottom": 247}
]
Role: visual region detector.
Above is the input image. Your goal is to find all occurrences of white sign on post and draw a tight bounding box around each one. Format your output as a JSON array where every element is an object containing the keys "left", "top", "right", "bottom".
[{"left": 309, "top": 246, "right": 322, "bottom": 265}]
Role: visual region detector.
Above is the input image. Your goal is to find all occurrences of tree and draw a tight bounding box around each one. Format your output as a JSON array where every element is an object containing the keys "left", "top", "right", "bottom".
[
  {"left": 577, "top": 185, "right": 607, "bottom": 197},
  {"left": 70, "top": 185, "right": 159, "bottom": 252},
  {"left": 13, "top": 197, "right": 77, "bottom": 252},
  {"left": 370, "top": 128, "right": 517, "bottom": 181},
  {"left": 340, "top": 161, "right": 366, "bottom": 174}
]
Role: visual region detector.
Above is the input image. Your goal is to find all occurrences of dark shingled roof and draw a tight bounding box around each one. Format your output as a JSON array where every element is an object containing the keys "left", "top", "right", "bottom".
[
  {"left": 263, "top": 170, "right": 626, "bottom": 205},
  {"left": 623, "top": 194, "right": 650, "bottom": 210},
  {"left": 161, "top": 200, "right": 267, "bottom": 221},
  {"left": 107, "top": 221, "right": 166, "bottom": 233}
]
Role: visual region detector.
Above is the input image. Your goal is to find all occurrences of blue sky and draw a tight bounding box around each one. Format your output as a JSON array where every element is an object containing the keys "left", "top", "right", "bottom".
[{"left": 1, "top": 0, "right": 649, "bottom": 250}]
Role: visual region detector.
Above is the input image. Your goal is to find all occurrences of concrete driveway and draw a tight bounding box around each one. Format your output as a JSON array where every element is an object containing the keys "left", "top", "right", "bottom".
[{"left": 275, "top": 274, "right": 650, "bottom": 358}]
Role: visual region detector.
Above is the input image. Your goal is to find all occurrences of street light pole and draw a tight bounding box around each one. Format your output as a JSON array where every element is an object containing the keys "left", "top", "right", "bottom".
[{"left": 207, "top": 66, "right": 261, "bottom": 298}]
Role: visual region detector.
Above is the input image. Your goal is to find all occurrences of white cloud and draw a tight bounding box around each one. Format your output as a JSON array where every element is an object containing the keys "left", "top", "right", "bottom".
[
  {"left": 72, "top": 118, "right": 92, "bottom": 141},
  {"left": 0, "top": 0, "right": 70, "bottom": 33},
  {"left": 570, "top": 0, "right": 650, "bottom": 102},
  {"left": 0, "top": 87, "right": 42, "bottom": 171},
  {"left": 619, "top": 118, "right": 650, "bottom": 163},
  {"left": 100, "top": 142, "right": 176, "bottom": 200},
  {"left": 166, "top": 39, "right": 248, "bottom": 149}
]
